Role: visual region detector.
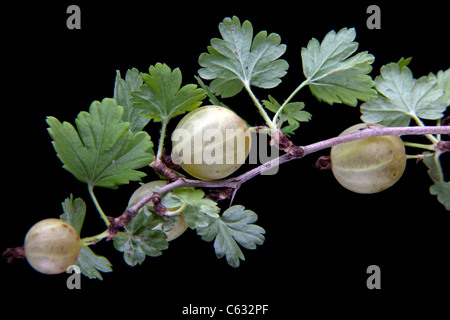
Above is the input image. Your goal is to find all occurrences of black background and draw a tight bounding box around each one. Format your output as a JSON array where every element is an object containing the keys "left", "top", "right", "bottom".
[{"left": 2, "top": 1, "right": 449, "bottom": 318}]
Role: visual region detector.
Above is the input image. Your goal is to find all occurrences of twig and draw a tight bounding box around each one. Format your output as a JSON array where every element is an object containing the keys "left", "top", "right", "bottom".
[
  {"left": 108, "top": 125, "right": 449, "bottom": 236},
  {"left": 2, "top": 247, "right": 25, "bottom": 263},
  {"left": 301, "top": 125, "right": 449, "bottom": 156}
]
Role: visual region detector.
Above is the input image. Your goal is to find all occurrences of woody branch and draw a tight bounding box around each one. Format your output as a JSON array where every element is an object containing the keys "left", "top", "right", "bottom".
[{"left": 107, "top": 124, "right": 449, "bottom": 236}]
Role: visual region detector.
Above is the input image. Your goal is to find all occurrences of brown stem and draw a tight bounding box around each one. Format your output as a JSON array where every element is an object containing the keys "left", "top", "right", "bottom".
[
  {"left": 152, "top": 159, "right": 181, "bottom": 182},
  {"left": 271, "top": 129, "right": 304, "bottom": 157},
  {"left": 107, "top": 125, "right": 450, "bottom": 238},
  {"left": 3, "top": 247, "right": 25, "bottom": 263},
  {"left": 301, "top": 125, "right": 449, "bottom": 156}
]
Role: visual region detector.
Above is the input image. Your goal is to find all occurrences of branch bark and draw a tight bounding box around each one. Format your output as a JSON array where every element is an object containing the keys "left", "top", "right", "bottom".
[
  {"left": 301, "top": 125, "right": 449, "bottom": 156},
  {"left": 108, "top": 124, "right": 449, "bottom": 236}
]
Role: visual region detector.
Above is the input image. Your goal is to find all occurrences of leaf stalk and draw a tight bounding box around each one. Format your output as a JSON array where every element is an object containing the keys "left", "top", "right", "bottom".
[
  {"left": 411, "top": 113, "right": 439, "bottom": 144},
  {"left": 273, "top": 80, "right": 309, "bottom": 125},
  {"left": 244, "top": 83, "right": 277, "bottom": 130},
  {"left": 156, "top": 119, "right": 169, "bottom": 161},
  {"left": 403, "top": 141, "right": 435, "bottom": 151},
  {"left": 81, "top": 230, "right": 110, "bottom": 246},
  {"left": 88, "top": 185, "right": 110, "bottom": 226}
]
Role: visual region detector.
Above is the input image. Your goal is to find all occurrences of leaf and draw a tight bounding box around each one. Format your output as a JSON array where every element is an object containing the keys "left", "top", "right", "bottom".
[
  {"left": 195, "top": 75, "right": 250, "bottom": 126},
  {"left": 397, "top": 57, "right": 412, "bottom": 69},
  {"left": 59, "top": 194, "right": 86, "bottom": 234},
  {"left": 59, "top": 195, "right": 112, "bottom": 280},
  {"left": 195, "top": 75, "right": 230, "bottom": 109},
  {"left": 437, "top": 69, "right": 450, "bottom": 106},
  {"left": 114, "top": 68, "right": 150, "bottom": 134},
  {"left": 198, "top": 16, "right": 288, "bottom": 98},
  {"left": 423, "top": 156, "right": 450, "bottom": 211},
  {"left": 130, "top": 63, "right": 206, "bottom": 122},
  {"left": 430, "top": 179, "right": 450, "bottom": 211},
  {"left": 197, "top": 205, "right": 265, "bottom": 268},
  {"left": 361, "top": 62, "right": 448, "bottom": 126},
  {"left": 301, "top": 27, "right": 376, "bottom": 106},
  {"left": 172, "top": 187, "right": 220, "bottom": 229},
  {"left": 47, "top": 98, "right": 154, "bottom": 189},
  {"left": 262, "top": 95, "right": 311, "bottom": 136},
  {"left": 113, "top": 210, "right": 169, "bottom": 266},
  {"left": 76, "top": 246, "right": 112, "bottom": 280}
]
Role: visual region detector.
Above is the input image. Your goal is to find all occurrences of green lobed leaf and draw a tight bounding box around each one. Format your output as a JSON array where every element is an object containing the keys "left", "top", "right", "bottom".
[
  {"left": 130, "top": 63, "right": 206, "bottom": 122},
  {"left": 361, "top": 62, "right": 448, "bottom": 126},
  {"left": 195, "top": 75, "right": 230, "bottom": 109},
  {"left": 423, "top": 156, "right": 450, "bottom": 211},
  {"left": 198, "top": 16, "right": 288, "bottom": 98},
  {"left": 47, "top": 98, "right": 154, "bottom": 189},
  {"left": 76, "top": 247, "right": 113, "bottom": 280},
  {"left": 430, "top": 179, "right": 450, "bottom": 211},
  {"left": 263, "top": 95, "right": 311, "bottom": 136},
  {"left": 397, "top": 57, "right": 412, "bottom": 69},
  {"left": 197, "top": 205, "right": 265, "bottom": 268},
  {"left": 113, "top": 210, "right": 169, "bottom": 266},
  {"left": 437, "top": 69, "right": 450, "bottom": 106},
  {"left": 59, "top": 195, "right": 112, "bottom": 280},
  {"left": 59, "top": 194, "right": 86, "bottom": 234},
  {"left": 301, "top": 27, "right": 376, "bottom": 106},
  {"left": 114, "top": 68, "right": 150, "bottom": 134},
  {"left": 172, "top": 187, "right": 220, "bottom": 229}
]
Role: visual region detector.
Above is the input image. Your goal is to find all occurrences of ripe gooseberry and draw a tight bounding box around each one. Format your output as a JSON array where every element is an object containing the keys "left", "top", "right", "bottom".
[
  {"left": 171, "top": 106, "right": 251, "bottom": 180},
  {"left": 128, "top": 180, "right": 188, "bottom": 241},
  {"left": 24, "top": 218, "right": 82, "bottom": 274},
  {"left": 330, "top": 123, "right": 407, "bottom": 194}
]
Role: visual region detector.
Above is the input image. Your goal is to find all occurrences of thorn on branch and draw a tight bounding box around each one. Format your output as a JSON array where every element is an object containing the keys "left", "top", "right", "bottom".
[
  {"left": 314, "top": 156, "right": 332, "bottom": 170},
  {"left": 2, "top": 246, "right": 25, "bottom": 263}
]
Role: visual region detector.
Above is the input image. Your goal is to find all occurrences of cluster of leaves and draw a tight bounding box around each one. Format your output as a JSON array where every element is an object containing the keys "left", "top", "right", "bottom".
[
  {"left": 198, "top": 17, "right": 449, "bottom": 208},
  {"left": 262, "top": 96, "right": 311, "bottom": 137},
  {"left": 43, "top": 16, "right": 449, "bottom": 279},
  {"left": 46, "top": 59, "right": 267, "bottom": 278},
  {"left": 361, "top": 57, "right": 449, "bottom": 127},
  {"left": 361, "top": 58, "right": 450, "bottom": 209}
]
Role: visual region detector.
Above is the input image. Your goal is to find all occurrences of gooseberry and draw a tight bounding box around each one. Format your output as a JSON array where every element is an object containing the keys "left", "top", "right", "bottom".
[
  {"left": 128, "top": 180, "right": 188, "bottom": 241},
  {"left": 330, "top": 123, "right": 407, "bottom": 194},
  {"left": 24, "top": 218, "right": 82, "bottom": 274},
  {"left": 171, "top": 105, "right": 251, "bottom": 180}
]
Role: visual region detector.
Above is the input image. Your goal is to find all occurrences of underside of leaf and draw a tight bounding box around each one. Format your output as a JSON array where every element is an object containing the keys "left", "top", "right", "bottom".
[
  {"left": 198, "top": 16, "right": 288, "bottom": 98},
  {"left": 301, "top": 27, "right": 376, "bottom": 106},
  {"left": 196, "top": 205, "right": 265, "bottom": 268},
  {"left": 361, "top": 62, "right": 448, "bottom": 126}
]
